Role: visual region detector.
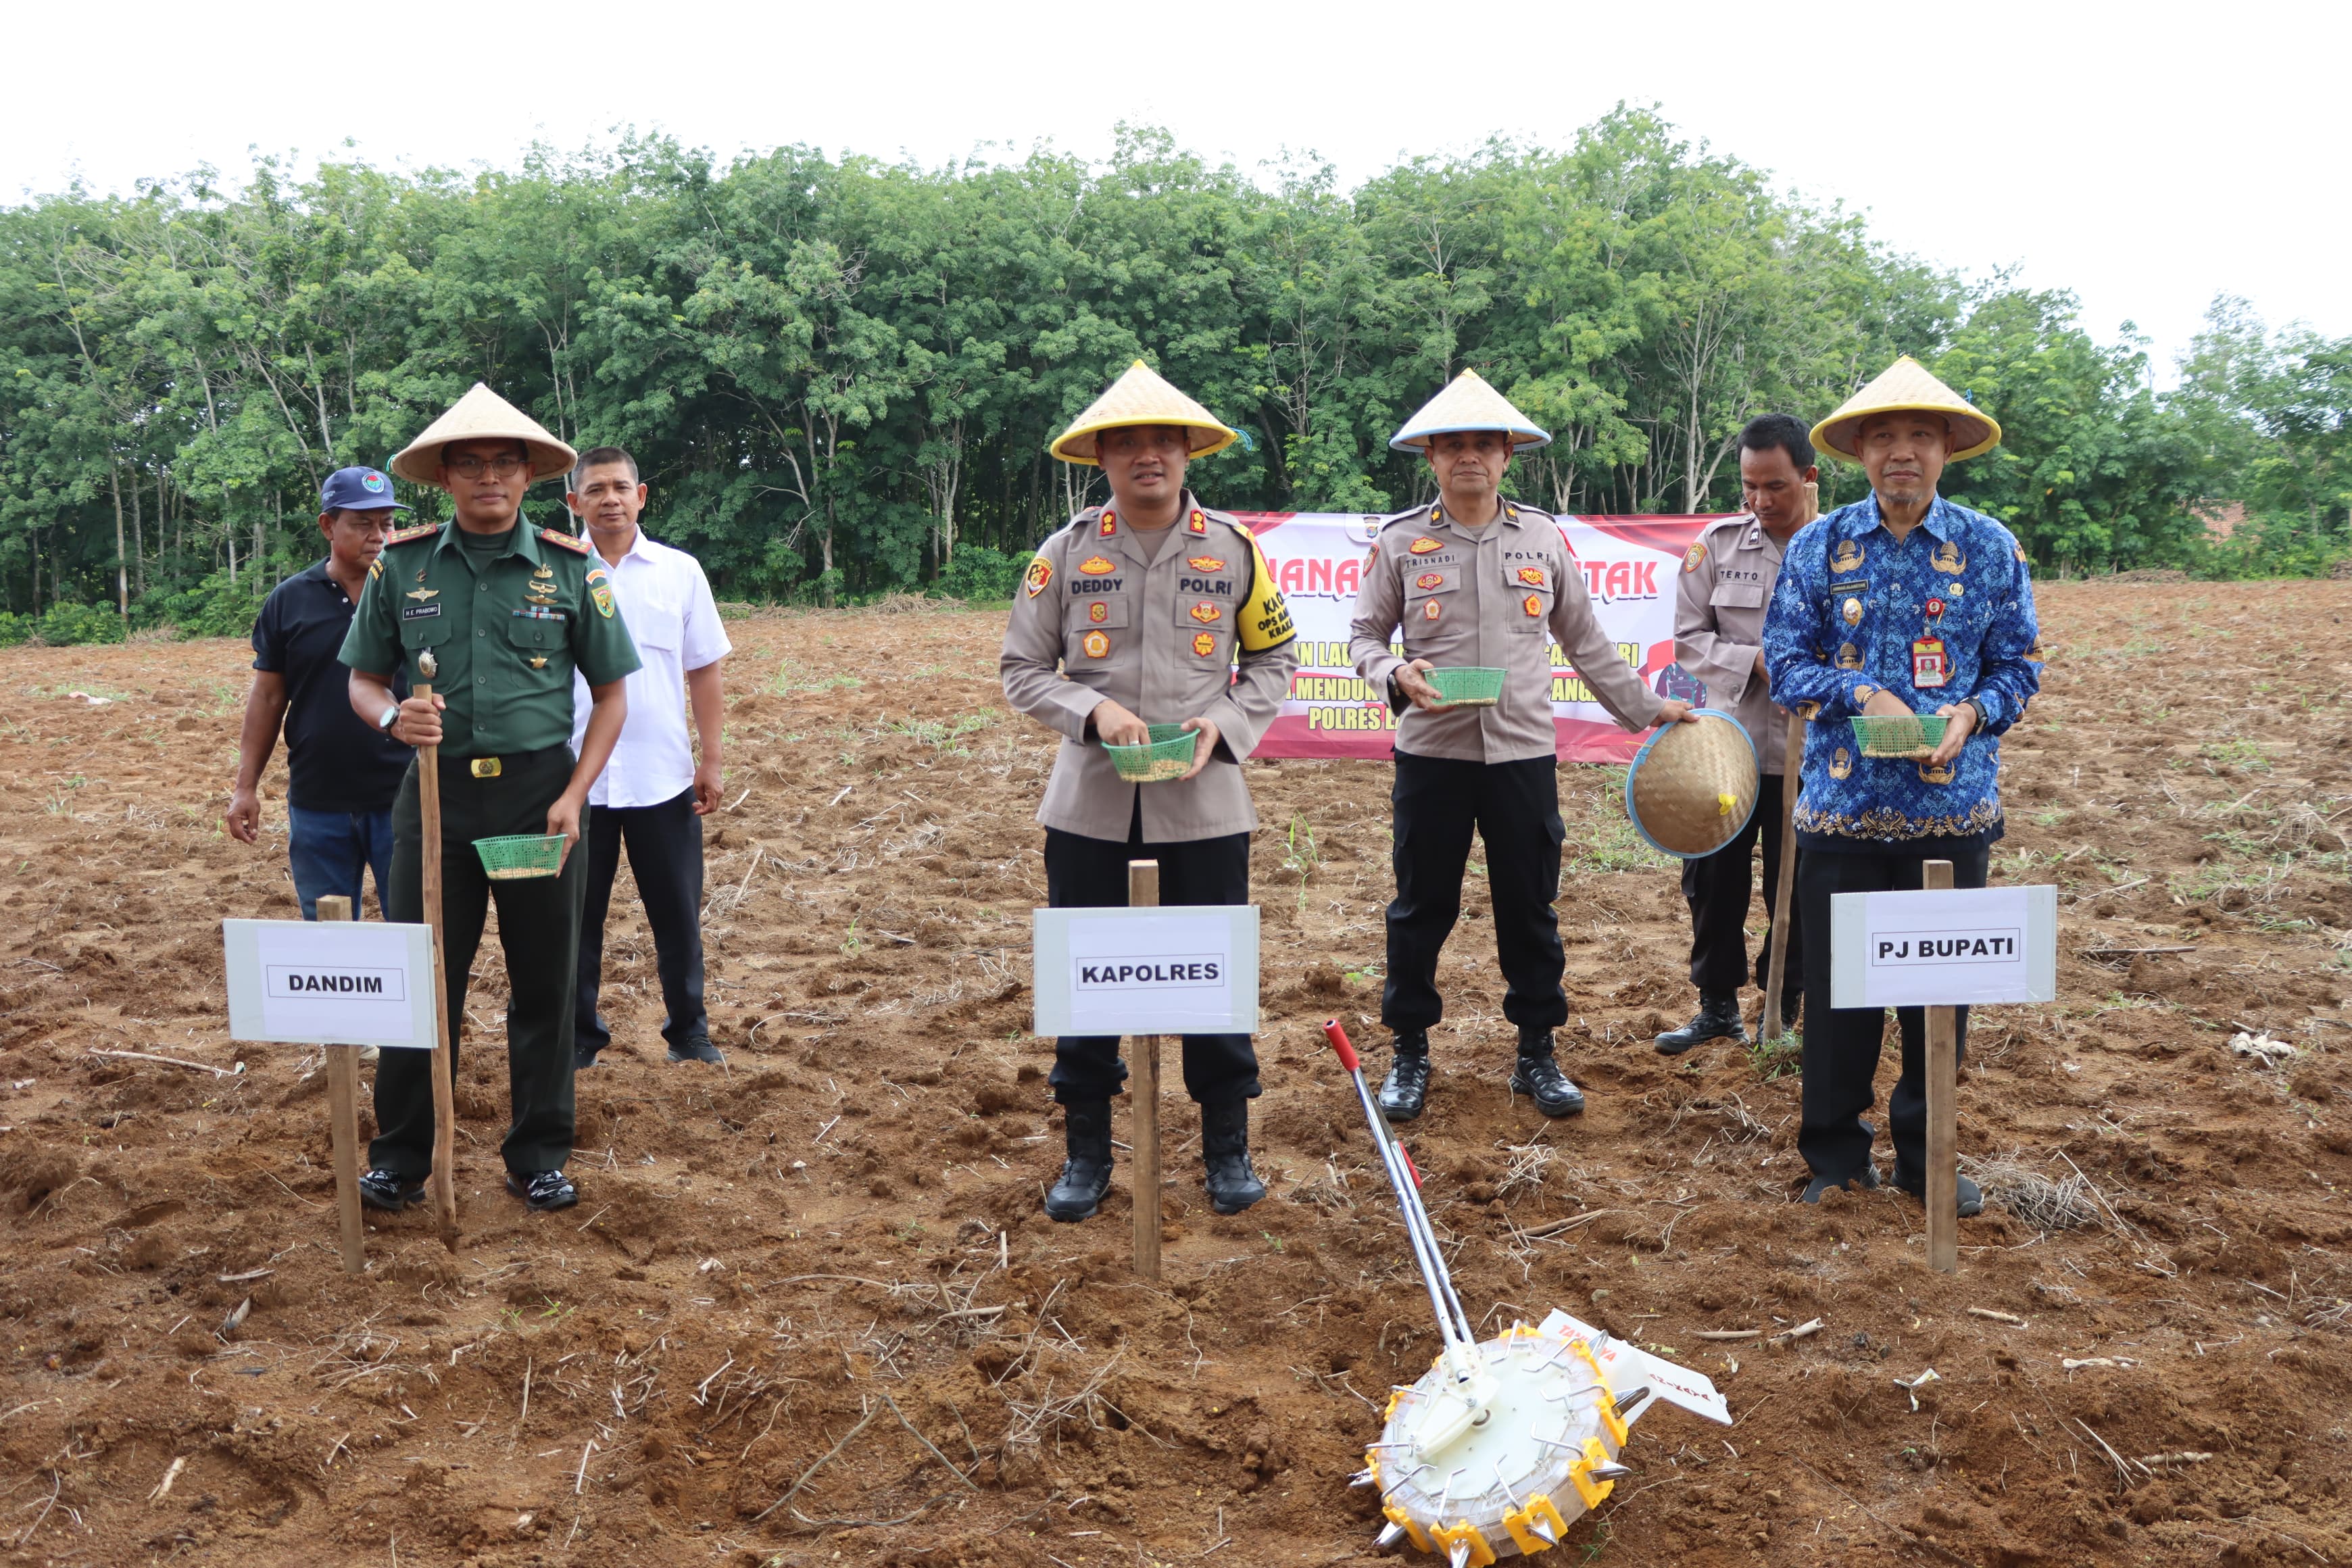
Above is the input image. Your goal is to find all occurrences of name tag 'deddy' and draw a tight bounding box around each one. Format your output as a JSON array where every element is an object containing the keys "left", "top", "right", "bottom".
[
  {"left": 1034, "top": 906, "right": 1260, "bottom": 1037},
  {"left": 1829, "top": 885, "right": 2057, "bottom": 1009}
]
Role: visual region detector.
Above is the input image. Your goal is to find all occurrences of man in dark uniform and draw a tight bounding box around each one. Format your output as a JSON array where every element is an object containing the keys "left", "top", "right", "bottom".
[
  {"left": 341, "top": 385, "right": 641, "bottom": 1215},
  {"left": 1657, "top": 415, "right": 1817, "bottom": 1054}
]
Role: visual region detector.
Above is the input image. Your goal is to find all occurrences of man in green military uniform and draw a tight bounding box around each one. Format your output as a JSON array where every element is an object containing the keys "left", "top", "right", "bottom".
[{"left": 341, "top": 384, "right": 641, "bottom": 1213}]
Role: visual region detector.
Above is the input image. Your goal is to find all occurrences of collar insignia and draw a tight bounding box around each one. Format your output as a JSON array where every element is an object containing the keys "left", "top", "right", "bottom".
[{"left": 1187, "top": 510, "right": 1207, "bottom": 535}]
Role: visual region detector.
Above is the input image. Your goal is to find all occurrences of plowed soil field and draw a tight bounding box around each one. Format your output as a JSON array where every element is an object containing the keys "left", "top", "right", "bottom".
[{"left": 2, "top": 577, "right": 2349, "bottom": 1568}]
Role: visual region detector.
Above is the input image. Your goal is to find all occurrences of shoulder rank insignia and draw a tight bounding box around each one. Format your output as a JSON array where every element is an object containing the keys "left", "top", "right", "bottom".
[
  {"left": 1504, "top": 504, "right": 1520, "bottom": 521},
  {"left": 538, "top": 526, "right": 591, "bottom": 555},
  {"left": 1189, "top": 602, "right": 1221, "bottom": 624},
  {"left": 1079, "top": 555, "right": 1115, "bottom": 576},
  {"left": 1187, "top": 556, "right": 1227, "bottom": 573},
  {"left": 1682, "top": 540, "right": 1708, "bottom": 573},
  {"left": 385, "top": 522, "right": 443, "bottom": 547},
  {"left": 1187, "top": 510, "right": 1207, "bottom": 535},
  {"left": 1408, "top": 537, "right": 1444, "bottom": 555},
  {"left": 1024, "top": 557, "right": 1054, "bottom": 598},
  {"left": 1516, "top": 566, "right": 1547, "bottom": 588},
  {"left": 1192, "top": 631, "right": 1218, "bottom": 658},
  {"left": 367, "top": 559, "right": 383, "bottom": 581}
]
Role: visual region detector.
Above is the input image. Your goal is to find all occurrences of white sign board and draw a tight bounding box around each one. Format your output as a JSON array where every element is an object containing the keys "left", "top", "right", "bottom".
[
  {"left": 1830, "top": 885, "right": 2058, "bottom": 1008},
  {"left": 1031, "top": 906, "right": 1260, "bottom": 1037},
  {"left": 224, "top": 919, "right": 438, "bottom": 1048}
]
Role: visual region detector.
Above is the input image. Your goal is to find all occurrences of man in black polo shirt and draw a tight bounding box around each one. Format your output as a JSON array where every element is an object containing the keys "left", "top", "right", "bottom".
[{"left": 226, "top": 467, "right": 417, "bottom": 918}]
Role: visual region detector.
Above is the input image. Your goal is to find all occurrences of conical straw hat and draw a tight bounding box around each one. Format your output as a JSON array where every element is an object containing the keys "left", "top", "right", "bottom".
[
  {"left": 389, "top": 383, "right": 579, "bottom": 486},
  {"left": 1810, "top": 356, "right": 2001, "bottom": 464},
  {"left": 1388, "top": 368, "right": 1552, "bottom": 451},
  {"left": 1623, "top": 710, "right": 1761, "bottom": 859},
  {"left": 1050, "top": 360, "right": 1239, "bottom": 465}
]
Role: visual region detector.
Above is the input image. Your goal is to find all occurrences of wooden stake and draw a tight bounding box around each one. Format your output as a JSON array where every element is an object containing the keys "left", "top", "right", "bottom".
[
  {"left": 316, "top": 895, "right": 367, "bottom": 1277},
  {"left": 1924, "top": 858, "right": 1959, "bottom": 1273},
  {"left": 414, "top": 678, "right": 460, "bottom": 1246},
  {"left": 1759, "top": 711, "right": 1805, "bottom": 1045},
  {"left": 1127, "top": 858, "right": 1161, "bottom": 1283}
]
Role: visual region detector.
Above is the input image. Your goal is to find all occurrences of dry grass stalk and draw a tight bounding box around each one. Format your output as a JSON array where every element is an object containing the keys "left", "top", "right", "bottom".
[
  {"left": 1496, "top": 1140, "right": 1555, "bottom": 1200},
  {"left": 1961, "top": 1151, "right": 2109, "bottom": 1233}
]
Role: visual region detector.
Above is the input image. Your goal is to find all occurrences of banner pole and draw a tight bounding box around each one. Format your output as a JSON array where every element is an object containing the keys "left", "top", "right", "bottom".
[
  {"left": 1924, "top": 858, "right": 1959, "bottom": 1273},
  {"left": 316, "top": 895, "right": 368, "bottom": 1276}
]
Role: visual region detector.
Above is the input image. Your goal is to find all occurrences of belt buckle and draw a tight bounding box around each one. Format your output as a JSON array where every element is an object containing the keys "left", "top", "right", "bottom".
[{"left": 470, "top": 758, "right": 502, "bottom": 779}]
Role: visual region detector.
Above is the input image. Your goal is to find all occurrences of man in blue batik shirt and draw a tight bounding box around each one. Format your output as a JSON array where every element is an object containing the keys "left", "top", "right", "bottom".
[{"left": 1763, "top": 357, "right": 2042, "bottom": 1217}]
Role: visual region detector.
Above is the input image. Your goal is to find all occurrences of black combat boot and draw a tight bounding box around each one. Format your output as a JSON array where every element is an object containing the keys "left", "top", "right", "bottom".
[
  {"left": 1509, "top": 1029, "right": 1585, "bottom": 1117},
  {"left": 1200, "top": 1098, "right": 1267, "bottom": 1215},
  {"left": 1655, "top": 991, "right": 1749, "bottom": 1056},
  {"left": 1377, "top": 1029, "right": 1431, "bottom": 1122},
  {"left": 1044, "top": 1100, "right": 1114, "bottom": 1223}
]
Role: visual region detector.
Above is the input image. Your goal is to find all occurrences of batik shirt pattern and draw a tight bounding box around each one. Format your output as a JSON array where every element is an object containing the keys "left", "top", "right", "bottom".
[{"left": 1762, "top": 495, "right": 2042, "bottom": 846}]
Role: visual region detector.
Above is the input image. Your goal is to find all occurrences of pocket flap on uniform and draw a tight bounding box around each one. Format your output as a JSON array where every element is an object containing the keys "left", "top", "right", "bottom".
[
  {"left": 397, "top": 611, "right": 451, "bottom": 647},
  {"left": 1067, "top": 593, "right": 1131, "bottom": 631},
  {"left": 506, "top": 614, "right": 562, "bottom": 649},
  {"left": 627, "top": 603, "right": 683, "bottom": 651},
  {"left": 1710, "top": 582, "right": 1767, "bottom": 608},
  {"left": 1402, "top": 566, "right": 1459, "bottom": 599}
]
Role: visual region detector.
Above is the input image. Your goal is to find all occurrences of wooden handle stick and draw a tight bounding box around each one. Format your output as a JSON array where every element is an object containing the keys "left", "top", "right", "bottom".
[
  {"left": 413, "top": 658, "right": 460, "bottom": 1246},
  {"left": 1128, "top": 858, "right": 1161, "bottom": 1283},
  {"left": 316, "top": 894, "right": 368, "bottom": 1275},
  {"left": 1760, "top": 711, "right": 1805, "bottom": 1046},
  {"left": 1924, "top": 858, "right": 1959, "bottom": 1273}
]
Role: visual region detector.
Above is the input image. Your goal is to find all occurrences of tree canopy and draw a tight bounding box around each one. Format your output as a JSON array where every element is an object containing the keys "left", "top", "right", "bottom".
[{"left": 1, "top": 109, "right": 2342, "bottom": 639}]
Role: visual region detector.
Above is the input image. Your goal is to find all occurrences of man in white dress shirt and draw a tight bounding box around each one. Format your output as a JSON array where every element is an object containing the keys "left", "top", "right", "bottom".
[{"left": 565, "top": 446, "right": 733, "bottom": 1067}]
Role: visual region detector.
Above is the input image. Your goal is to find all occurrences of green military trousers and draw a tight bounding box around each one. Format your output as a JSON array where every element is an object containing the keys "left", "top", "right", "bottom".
[{"left": 371, "top": 745, "right": 587, "bottom": 1179}]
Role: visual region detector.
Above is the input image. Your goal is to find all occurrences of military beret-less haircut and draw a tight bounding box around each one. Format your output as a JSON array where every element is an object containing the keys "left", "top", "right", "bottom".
[
  {"left": 1736, "top": 414, "right": 1816, "bottom": 474},
  {"left": 570, "top": 446, "right": 641, "bottom": 490}
]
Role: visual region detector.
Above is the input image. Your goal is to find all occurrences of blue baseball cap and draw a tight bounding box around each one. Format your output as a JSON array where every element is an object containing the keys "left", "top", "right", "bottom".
[{"left": 320, "top": 466, "right": 409, "bottom": 514}]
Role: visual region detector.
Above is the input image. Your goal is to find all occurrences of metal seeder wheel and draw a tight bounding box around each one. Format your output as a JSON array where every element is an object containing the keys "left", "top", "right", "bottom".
[{"left": 1322, "top": 1021, "right": 1733, "bottom": 1563}]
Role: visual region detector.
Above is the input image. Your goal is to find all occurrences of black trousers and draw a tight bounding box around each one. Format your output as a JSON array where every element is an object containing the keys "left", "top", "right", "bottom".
[
  {"left": 1043, "top": 806, "right": 1259, "bottom": 1107},
  {"left": 372, "top": 748, "right": 587, "bottom": 1179},
  {"left": 574, "top": 785, "right": 708, "bottom": 1055},
  {"left": 1796, "top": 841, "right": 1990, "bottom": 1184},
  {"left": 1682, "top": 773, "right": 1803, "bottom": 994},
  {"left": 1382, "top": 752, "right": 1567, "bottom": 1040}
]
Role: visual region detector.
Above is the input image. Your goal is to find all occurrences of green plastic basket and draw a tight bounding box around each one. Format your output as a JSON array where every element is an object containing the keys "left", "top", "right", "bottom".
[
  {"left": 1105, "top": 724, "right": 1198, "bottom": 783},
  {"left": 1849, "top": 713, "right": 1949, "bottom": 759},
  {"left": 1425, "top": 666, "right": 1506, "bottom": 706},
  {"left": 473, "top": 833, "right": 566, "bottom": 880}
]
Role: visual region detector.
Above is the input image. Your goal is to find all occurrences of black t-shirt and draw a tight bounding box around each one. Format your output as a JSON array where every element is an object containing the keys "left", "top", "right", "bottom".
[{"left": 253, "top": 560, "right": 414, "bottom": 812}]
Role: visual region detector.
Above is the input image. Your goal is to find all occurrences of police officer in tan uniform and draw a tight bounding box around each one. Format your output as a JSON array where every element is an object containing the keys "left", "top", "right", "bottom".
[
  {"left": 1350, "top": 371, "right": 1694, "bottom": 1122},
  {"left": 1001, "top": 361, "right": 1300, "bottom": 1223},
  {"left": 1658, "top": 414, "right": 1819, "bottom": 1054}
]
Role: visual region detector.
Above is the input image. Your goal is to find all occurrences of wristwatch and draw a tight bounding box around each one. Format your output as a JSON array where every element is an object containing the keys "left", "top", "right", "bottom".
[
  {"left": 1962, "top": 696, "right": 1990, "bottom": 729},
  {"left": 378, "top": 705, "right": 401, "bottom": 735}
]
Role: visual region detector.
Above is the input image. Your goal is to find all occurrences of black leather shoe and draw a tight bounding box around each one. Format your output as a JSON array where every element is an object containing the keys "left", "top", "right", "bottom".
[
  {"left": 1378, "top": 1031, "right": 1431, "bottom": 1122},
  {"left": 666, "top": 1035, "right": 725, "bottom": 1065},
  {"left": 507, "top": 1170, "right": 578, "bottom": 1212},
  {"left": 1045, "top": 1100, "right": 1113, "bottom": 1222},
  {"left": 358, "top": 1169, "right": 424, "bottom": 1212},
  {"left": 1200, "top": 1098, "right": 1267, "bottom": 1215},
  {"left": 1656, "top": 992, "right": 1749, "bottom": 1056},
  {"left": 1509, "top": 1036, "right": 1585, "bottom": 1117},
  {"left": 1892, "top": 1167, "right": 1984, "bottom": 1217},
  {"left": 1800, "top": 1165, "right": 1881, "bottom": 1203}
]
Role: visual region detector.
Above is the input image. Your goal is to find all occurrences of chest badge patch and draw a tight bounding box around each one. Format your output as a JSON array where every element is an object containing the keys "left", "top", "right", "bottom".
[
  {"left": 1414, "top": 571, "right": 1446, "bottom": 591},
  {"left": 1024, "top": 558, "right": 1054, "bottom": 598},
  {"left": 529, "top": 656, "right": 548, "bottom": 670},
  {"left": 1932, "top": 541, "right": 1967, "bottom": 574},
  {"left": 1187, "top": 556, "right": 1226, "bottom": 573},
  {"left": 1192, "top": 631, "right": 1217, "bottom": 658},
  {"left": 1422, "top": 599, "right": 1442, "bottom": 622},
  {"left": 1831, "top": 540, "right": 1866, "bottom": 575},
  {"left": 1523, "top": 593, "right": 1544, "bottom": 618},
  {"left": 1516, "top": 566, "right": 1547, "bottom": 588},
  {"left": 533, "top": 565, "right": 554, "bottom": 579},
  {"left": 1081, "top": 629, "right": 1111, "bottom": 660},
  {"left": 1088, "top": 601, "right": 1108, "bottom": 624},
  {"left": 1079, "top": 555, "right": 1115, "bottom": 576},
  {"left": 1682, "top": 541, "right": 1708, "bottom": 573},
  {"left": 1842, "top": 596, "right": 1863, "bottom": 627},
  {"left": 406, "top": 587, "right": 438, "bottom": 601},
  {"left": 1408, "top": 537, "right": 1443, "bottom": 555},
  {"left": 1189, "top": 602, "right": 1221, "bottom": 624},
  {"left": 1836, "top": 641, "right": 1862, "bottom": 669}
]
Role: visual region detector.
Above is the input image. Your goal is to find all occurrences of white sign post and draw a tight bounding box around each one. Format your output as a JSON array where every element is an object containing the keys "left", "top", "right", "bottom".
[
  {"left": 226, "top": 910, "right": 438, "bottom": 1274},
  {"left": 1830, "top": 875, "right": 2057, "bottom": 1272}
]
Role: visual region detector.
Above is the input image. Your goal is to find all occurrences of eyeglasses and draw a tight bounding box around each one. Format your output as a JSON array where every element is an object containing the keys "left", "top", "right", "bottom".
[{"left": 446, "top": 454, "right": 526, "bottom": 479}]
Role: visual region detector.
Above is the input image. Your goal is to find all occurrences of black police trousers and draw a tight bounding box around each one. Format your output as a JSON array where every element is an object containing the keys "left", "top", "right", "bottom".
[
  {"left": 1682, "top": 772, "right": 1802, "bottom": 992},
  {"left": 574, "top": 785, "right": 708, "bottom": 1056},
  {"left": 1796, "top": 841, "right": 1989, "bottom": 1184},
  {"left": 372, "top": 746, "right": 587, "bottom": 1179},
  {"left": 1382, "top": 752, "right": 1567, "bottom": 1038},
  {"left": 1042, "top": 801, "right": 1260, "bottom": 1108}
]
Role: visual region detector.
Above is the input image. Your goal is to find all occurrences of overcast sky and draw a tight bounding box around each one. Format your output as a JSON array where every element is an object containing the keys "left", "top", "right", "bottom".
[{"left": 11, "top": 0, "right": 2339, "bottom": 382}]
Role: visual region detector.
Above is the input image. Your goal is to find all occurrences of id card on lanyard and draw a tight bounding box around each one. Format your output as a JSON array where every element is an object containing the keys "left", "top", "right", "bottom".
[{"left": 1912, "top": 636, "right": 1949, "bottom": 689}]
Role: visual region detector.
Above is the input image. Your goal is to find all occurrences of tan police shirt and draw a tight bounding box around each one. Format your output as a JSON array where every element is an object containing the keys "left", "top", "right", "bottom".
[
  {"left": 1000, "top": 493, "right": 1299, "bottom": 842},
  {"left": 1673, "top": 513, "right": 1793, "bottom": 774},
  {"left": 1348, "top": 499, "right": 1663, "bottom": 764}
]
